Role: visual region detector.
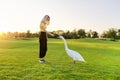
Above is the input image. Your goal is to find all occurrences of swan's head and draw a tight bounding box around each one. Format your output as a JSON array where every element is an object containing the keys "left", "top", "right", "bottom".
[{"left": 58, "top": 36, "right": 64, "bottom": 39}]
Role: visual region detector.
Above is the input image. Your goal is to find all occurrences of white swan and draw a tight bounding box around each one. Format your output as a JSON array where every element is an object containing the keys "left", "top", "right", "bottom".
[{"left": 59, "top": 36, "right": 86, "bottom": 63}]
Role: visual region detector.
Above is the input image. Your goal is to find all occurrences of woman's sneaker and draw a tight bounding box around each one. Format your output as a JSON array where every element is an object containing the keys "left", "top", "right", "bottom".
[{"left": 39, "top": 59, "right": 46, "bottom": 63}]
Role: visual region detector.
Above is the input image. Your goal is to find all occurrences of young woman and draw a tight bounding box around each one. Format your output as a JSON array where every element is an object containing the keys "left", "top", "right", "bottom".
[{"left": 39, "top": 15, "right": 54, "bottom": 63}]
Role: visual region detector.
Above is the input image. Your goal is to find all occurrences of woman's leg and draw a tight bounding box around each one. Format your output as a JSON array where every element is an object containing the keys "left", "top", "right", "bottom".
[{"left": 39, "top": 32, "right": 47, "bottom": 59}]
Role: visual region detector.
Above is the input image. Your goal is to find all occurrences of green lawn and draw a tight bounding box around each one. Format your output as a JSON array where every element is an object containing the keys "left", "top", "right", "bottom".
[{"left": 0, "top": 38, "right": 120, "bottom": 80}]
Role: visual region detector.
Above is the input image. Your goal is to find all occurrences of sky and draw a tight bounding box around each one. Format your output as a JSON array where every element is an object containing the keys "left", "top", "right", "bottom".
[{"left": 0, "top": 0, "right": 120, "bottom": 34}]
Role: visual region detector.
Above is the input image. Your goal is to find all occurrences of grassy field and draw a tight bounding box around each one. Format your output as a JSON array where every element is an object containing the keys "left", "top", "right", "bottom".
[{"left": 0, "top": 38, "right": 120, "bottom": 80}]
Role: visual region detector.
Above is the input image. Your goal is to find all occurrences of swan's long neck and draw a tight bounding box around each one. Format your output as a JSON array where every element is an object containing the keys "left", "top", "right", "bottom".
[{"left": 61, "top": 37, "right": 68, "bottom": 50}]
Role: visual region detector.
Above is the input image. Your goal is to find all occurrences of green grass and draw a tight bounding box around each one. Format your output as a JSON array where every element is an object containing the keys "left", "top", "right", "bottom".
[{"left": 0, "top": 38, "right": 120, "bottom": 80}]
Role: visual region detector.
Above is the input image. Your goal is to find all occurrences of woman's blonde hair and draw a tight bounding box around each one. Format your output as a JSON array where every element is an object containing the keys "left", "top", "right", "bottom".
[{"left": 41, "top": 15, "right": 50, "bottom": 25}]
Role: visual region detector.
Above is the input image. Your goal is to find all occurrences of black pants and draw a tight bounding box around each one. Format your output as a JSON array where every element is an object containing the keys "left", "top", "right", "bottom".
[{"left": 39, "top": 32, "right": 47, "bottom": 58}]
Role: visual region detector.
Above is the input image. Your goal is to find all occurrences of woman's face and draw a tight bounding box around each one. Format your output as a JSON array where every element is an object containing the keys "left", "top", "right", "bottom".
[
  {"left": 44, "top": 15, "right": 50, "bottom": 25},
  {"left": 45, "top": 16, "right": 50, "bottom": 21}
]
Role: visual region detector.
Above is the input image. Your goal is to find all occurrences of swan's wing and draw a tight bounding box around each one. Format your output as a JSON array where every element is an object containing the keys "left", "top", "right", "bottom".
[{"left": 66, "top": 49, "right": 85, "bottom": 62}]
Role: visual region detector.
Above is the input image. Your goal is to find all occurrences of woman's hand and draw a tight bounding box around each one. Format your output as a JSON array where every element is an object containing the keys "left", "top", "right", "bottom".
[
  {"left": 54, "top": 34, "right": 59, "bottom": 38},
  {"left": 47, "top": 32, "right": 55, "bottom": 37},
  {"left": 51, "top": 34, "right": 55, "bottom": 37}
]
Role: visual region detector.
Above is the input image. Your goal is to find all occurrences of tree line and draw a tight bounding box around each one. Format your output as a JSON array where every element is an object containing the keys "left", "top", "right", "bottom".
[
  {"left": 0, "top": 30, "right": 39, "bottom": 39},
  {"left": 0, "top": 28, "right": 120, "bottom": 40}
]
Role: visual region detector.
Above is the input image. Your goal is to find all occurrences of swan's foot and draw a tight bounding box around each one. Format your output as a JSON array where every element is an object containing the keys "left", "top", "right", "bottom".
[{"left": 73, "top": 61, "right": 76, "bottom": 64}]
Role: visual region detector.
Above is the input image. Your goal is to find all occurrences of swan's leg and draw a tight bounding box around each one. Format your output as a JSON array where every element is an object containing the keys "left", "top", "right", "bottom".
[{"left": 73, "top": 61, "right": 76, "bottom": 64}]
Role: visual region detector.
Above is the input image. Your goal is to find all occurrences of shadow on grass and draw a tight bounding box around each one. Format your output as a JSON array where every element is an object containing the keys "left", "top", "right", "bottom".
[{"left": 45, "top": 62, "right": 85, "bottom": 80}]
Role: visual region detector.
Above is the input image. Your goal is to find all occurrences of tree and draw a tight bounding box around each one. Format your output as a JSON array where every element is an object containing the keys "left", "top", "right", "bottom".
[
  {"left": 32, "top": 32, "right": 39, "bottom": 38},
  {"left": 71, "top": 29, "right": 79, "bottom": 39},
  {"left": 118, "top": 29, "right": 120, "bottom": 34},
  {"left": 26, "top": 30, "right": 31, "bottom": 38},
  {"left": 7, "top": 32, "right": 13, "bottom": 39},
  {"left": 106, "top": 28, "right": 117, "bottom": 40},
  {"left": 101, "top": 31, "right": 107, "bottom": 38},
  {"left": 77, "top": 29, "right": 86, "bottom": 38},
  {"left": 91, "top": 31, "right": 98, "bottom": 38},
  {"left": 86, "top": 32, "right": 91, "bottom": 38},
  {"left": 55, "top": 30, "right": 64, "bottom": 35},
  {"left": 63, "top": 30, "right": 72, "bottom": 39},
  {"left": 14, "top": 32, "right": 19, "bottom": 39},
  {"left": 118, "top": 29, "right": 120, "bottom": 36},
  {"left": 116, "top": 29, "right": 120, "bottom": 39}
]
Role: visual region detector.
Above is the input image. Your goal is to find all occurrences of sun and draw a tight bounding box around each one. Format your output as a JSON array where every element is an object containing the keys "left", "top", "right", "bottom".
[
  {"left": 0, "top": 34, "right": 2, "bottom": 38},
  {"left": 0, "top": 32, "right": 2, "bottom": 35},
  {"left": 0, "top": 32, "right": 2, "bottom": 36},
  {"left": 0, "top": 32, "right": 5, "bottom": 37}
]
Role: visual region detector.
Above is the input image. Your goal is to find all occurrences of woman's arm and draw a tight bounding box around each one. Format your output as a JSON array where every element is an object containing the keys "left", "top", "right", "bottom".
[{"left": 46, "top": 31, "right": 54, "bottom": 37}]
